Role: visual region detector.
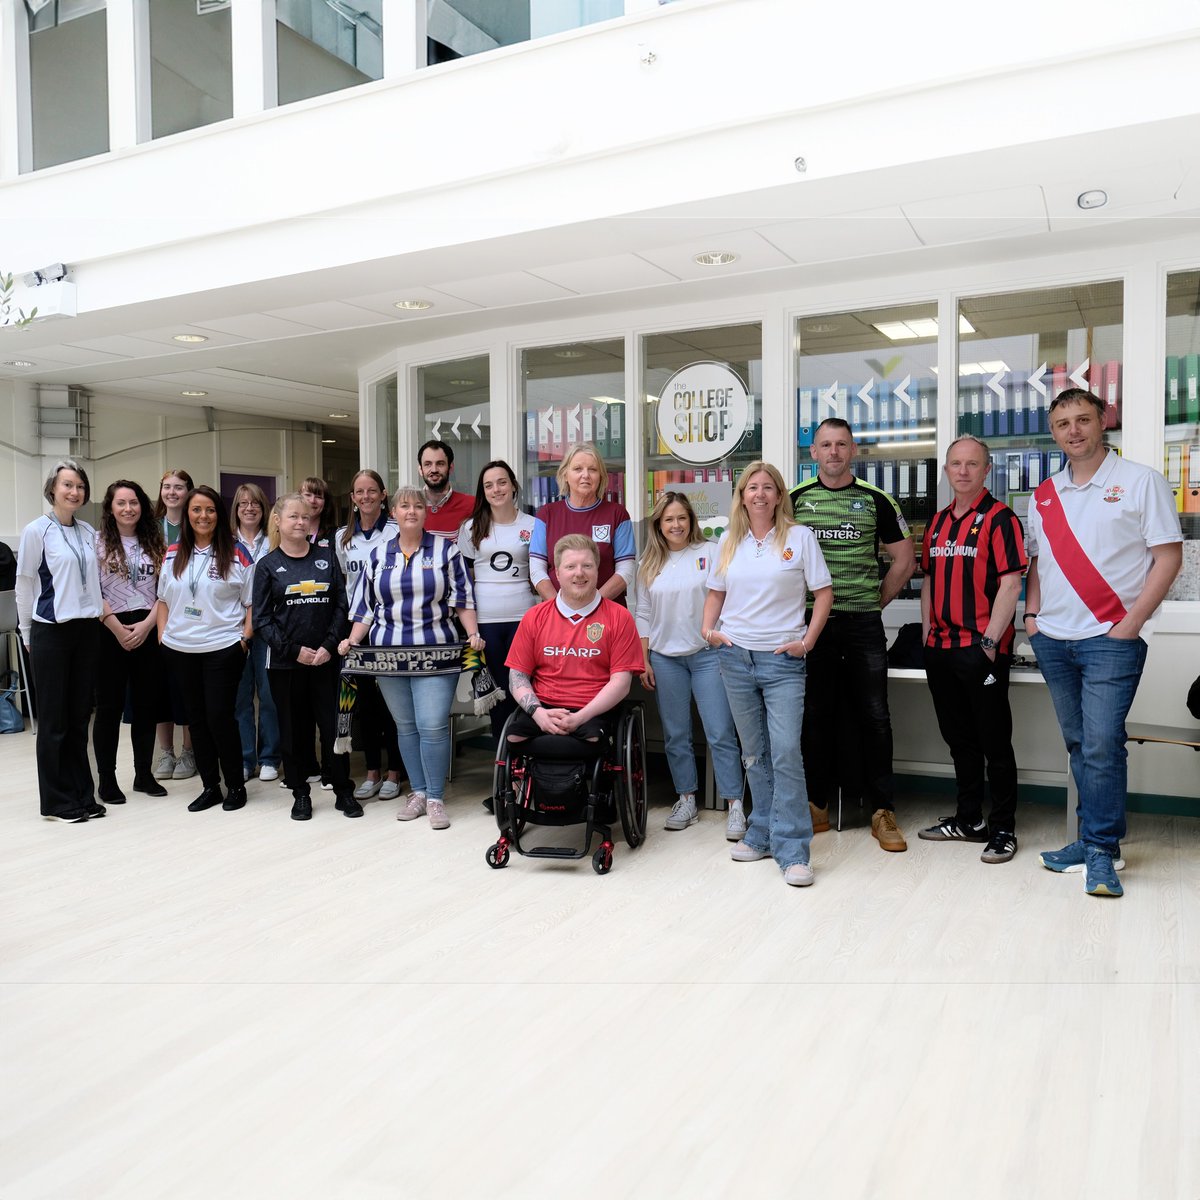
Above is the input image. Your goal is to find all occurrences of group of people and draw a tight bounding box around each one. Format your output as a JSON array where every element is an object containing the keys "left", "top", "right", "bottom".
[{"left": 14, "top": 386, "right": 1182, "bottom": 898}]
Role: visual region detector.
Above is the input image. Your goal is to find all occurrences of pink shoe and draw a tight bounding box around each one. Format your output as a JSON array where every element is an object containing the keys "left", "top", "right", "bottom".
[
  {"left": 397, "top": 792, "right": 427, "bottom": 822},
  {"left": 427, "top": 800, "right": 450, "bottom": 830}
]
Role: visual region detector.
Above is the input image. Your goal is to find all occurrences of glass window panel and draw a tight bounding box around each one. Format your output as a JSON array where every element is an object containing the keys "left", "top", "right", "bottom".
[
  {"left": 416, "top": 356, "right": 491, "bottom": 498},
  {"left": 957, "top": 280, "right": 1123, "bottom": 534},
  {"left": 426, "top": 0, "right": 621, "bottom": 64},
  {"left": 522, "top": 339, "right": 625, "bottom": 510},
  {"left": 29, "top": 4, "right": 109, "bottom": 170},
  {"left": 796, "top": 305, "right": 936, "bottom": 598},
  {"left": 149, "top": 0, "right": 233, "bottom": 139},
  {"left": 277, "top": 0, "right": 382, "bottom": 105},
  {"left": 645, "top": 323, "right": 761, "bottom": 540},
  {"left": 373, "top": 374, "right": 399, "bottom": 497},
  {"left": 1165, "top": 269, "right": 1200, "bottom": 598}
]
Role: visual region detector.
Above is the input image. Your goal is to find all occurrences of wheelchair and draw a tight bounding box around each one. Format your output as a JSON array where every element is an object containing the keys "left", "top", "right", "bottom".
[{"left": 485, "top": 704, "right": 648, "bottom": 875}]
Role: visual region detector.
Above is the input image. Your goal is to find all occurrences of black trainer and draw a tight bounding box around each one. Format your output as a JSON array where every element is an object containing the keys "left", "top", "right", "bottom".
[
  {"left": 335, "top": 795, "right": 364, "bottom": 818},
  {"left": 86, "top": 802, "right": 107, "bottom": 819},
  {"left": 44, "top": 810, "right": 89, "bottom": 823},
  {"left": 981, "top": 831, "right": 1018, "bottom": 864},
  {"left": 188, "top": 787, "right": 224, "bottom": 812},
  {"left": 132, "top": 774, "right": 168, "bottom": 797},
  {"left": 222, "top": 786, "right": 248, "bottom": 811},
  {"left": 917, "top": 815, "right": 988, "bottom": 842},
  {"left": 291, "top": 795, "right": 313, "bottom": 821}
]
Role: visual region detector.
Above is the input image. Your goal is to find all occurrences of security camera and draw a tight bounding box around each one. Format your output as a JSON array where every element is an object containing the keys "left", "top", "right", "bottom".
[{"left": 22, "top": 263, "right": 68, "bottom": 287}]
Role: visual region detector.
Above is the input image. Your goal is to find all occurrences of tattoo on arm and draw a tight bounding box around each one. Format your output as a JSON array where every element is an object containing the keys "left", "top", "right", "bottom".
[{"left": 509, "top": 669, "right": 540, "bottom": 714}]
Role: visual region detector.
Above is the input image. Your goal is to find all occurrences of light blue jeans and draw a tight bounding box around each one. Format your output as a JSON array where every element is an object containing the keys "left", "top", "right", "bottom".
[
  {"left": 235, "top": 635, "right": 280, "bottom": 770},
  {"left": 378, "top": 672, "right": 459, "bottom": 801},
  {"left": 649, "top": 647, "right": 743, "bottom": 802},
  {"left": 717, "top": 644, "right": 813, "bottom": 869},
  {"left": 1030, "top": 632, "right": 1148, "bottom": 855}
]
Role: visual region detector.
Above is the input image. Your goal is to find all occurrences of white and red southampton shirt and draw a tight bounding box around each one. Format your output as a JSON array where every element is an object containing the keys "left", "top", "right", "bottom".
[
  {"left": 506, "top": 593, "right": 644, "bottom": 710},
  {"left": 1026, "top": 451, "right": 1181, "bottom": 641}
]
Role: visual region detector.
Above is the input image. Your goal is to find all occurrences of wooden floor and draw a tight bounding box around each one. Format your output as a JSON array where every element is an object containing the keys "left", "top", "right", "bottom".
[{"left": 1, "top": 725, "right": 1197, "bottom": 1199}]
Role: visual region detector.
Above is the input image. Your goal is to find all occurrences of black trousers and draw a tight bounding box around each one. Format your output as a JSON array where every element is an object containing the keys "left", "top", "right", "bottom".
[
  {"left": 164, "top": 643, "right": 245, "bottom": 792},
  {"left": 801, "top": 610, "right": 895, "bottom": 812},
  {"left": 923, "top": 644, "right": 1018, "bottom": 833},
  {"left": 480, "top": 620, "right": 521, "bottom": 741},
  {"left": 93, "top": 610, "right": 162, "bottom": 780},
  {"left": 30, "top": 619, "right": 99, "bottom": 817},
  {"left": 356, "top": 676, "right": 401, "bottom": 774},
  {"left": 268, "top": 662, "right": 352, "bottom": 800}
]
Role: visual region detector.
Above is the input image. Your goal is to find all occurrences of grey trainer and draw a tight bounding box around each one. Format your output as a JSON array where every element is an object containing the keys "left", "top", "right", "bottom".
[{"left": 665, "top": 794, "right": 698, "bottom": 831}]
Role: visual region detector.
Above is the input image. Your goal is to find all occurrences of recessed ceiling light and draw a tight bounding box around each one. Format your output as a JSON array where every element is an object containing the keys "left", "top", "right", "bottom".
[
  {"left": 328, "top": 411, "right": 350, "bottom": 419},
  {"left": 180, "top": 389, "right": 207, "bottom": 397},
  {"left": 172, "top": 333, "right": 208, "bottom": 343},
  {"left": 322, "top": 438, "right": 337, "bottom": 444},
  {"left": 3, "top": 359, "right": 36, "bottom": 367},
  {"left": 554, "top": 349, "right": 587, "bottom": 359},
  {"left": 448, "top": 379, "right": 475, "bottom": 386},
  {"left": 693, "top": 251, "right": 738, "bottom": 266},
  {"left": 393, "top": 299, "right": 433, "bottom": 311},
  {"left": 1077, "top": 189, "right": 1108, "bottom": 210},
  {"left": 805, "top": 323, "right": 838, "bottom": 334}
]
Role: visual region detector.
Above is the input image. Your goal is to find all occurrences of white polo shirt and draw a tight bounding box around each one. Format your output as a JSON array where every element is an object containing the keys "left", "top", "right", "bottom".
[
  {"left": 706, "top": 526, "right": 832, "bottom": 651},
  {"left": 1026, "top": 451, "right": 1182, "bottom": 641},
  {"left": 634, "top": 542, "right": 717, "bottom": 657}
]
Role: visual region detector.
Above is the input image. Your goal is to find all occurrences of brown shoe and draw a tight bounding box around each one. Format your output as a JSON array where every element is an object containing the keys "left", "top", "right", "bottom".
[
  {"left": 871, "top": 808, "right": 907, "bottom": 852},
  {"left": 809, "top": 802, "right": 830, "bottom": 834}
]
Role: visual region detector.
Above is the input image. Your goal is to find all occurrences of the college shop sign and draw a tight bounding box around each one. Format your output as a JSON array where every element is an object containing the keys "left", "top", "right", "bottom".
[{"left": 655, "top": 361, "right": 751, "bottom": 466}]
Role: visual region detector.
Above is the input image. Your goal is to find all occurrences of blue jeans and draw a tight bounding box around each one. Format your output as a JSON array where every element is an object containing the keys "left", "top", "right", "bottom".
[
  {"left": 378, "top": 672, "right": 459, "bottom": 801},
  {"left": 1031, "top": 632, "right": 1148, "bottom": 855},
  {"left": 717, "top": 644, "right": 813, "bottom": 869},
  {"left": 236, "top": 635, "right": 280, "bottom": 770},
  {"left": 649, "top": 647, "right": 743, "bottom": 801}
]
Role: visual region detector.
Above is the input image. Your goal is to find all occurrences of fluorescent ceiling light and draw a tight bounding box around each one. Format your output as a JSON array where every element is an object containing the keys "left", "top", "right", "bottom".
[
  {"left": 873, "top": 316, "right": 977, "bottom": 341},
  {"left": 322, "top": 438, "right": 337, "bottom": 444},
  {"left": 180, "top": 389, "right": 208, "bottom": 397},
  {"left": 959, "top": 315, "right": 976, "bottom": 334},
  {"left": 448, "top": 379, "right": 475, "bottom": 386},
  {"left": 958, "top": 361, "right": 1010, "bottom": 376},
  {"left": 3, "top": 359, "right": 36, "bottom": 367},
  {"left": 328, "top": 411, "right": 350, "bottom": 419},
  {"left": 873, "top": 321, "right": 921, "bottom": 341},
  {"left": 554, "top": 349, "right": 587, "bottom": 359}
]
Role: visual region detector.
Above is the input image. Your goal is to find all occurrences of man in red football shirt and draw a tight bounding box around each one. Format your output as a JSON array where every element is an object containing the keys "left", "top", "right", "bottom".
[{"left": 506, "top": 535, "right": 644, "bottom": 742}]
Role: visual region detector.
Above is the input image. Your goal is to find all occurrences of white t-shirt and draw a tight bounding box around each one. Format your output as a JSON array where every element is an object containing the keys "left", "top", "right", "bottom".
[
  {"left": 158, "top": 544, "right": 254, "bottom": 653},
  {"left": 1026, "top": 451, "right": 1182, "bottom": 641},
  {"left": 14, "top": 515, "right": 102, "bottom": 643},
  {"left": 634, "top": 542, "right": 717, "bottom": 657},
  {"left": 706, "top": 525, "right": 832, "bottom": 651},
  {"left": 457, "top": 513, "right": 538, "bottom": 625}
]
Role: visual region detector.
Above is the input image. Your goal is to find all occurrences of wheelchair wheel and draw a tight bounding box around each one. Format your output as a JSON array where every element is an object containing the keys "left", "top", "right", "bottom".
[
  {"left": 592, "top": 845, "right": 613, "bottom": 874},
  {"left": 492, "top": 711, "right": 523, "bottom": 834},
  {"left": 486, "top": 842, "right": 510, "bottom": 869},
  {"left": 617, "top": 705, "right": 648, "bottom": 849}
]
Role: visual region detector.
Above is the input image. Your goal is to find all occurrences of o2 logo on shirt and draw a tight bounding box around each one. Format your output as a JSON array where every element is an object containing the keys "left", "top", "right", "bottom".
[{"left": 591, "top": 525, "right": 611, "bottom": 543}]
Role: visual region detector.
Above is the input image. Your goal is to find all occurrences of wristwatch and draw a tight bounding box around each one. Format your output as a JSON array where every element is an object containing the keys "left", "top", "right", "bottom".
[{"left": 980, "top": 635, "right": 997, "bottom": 651}]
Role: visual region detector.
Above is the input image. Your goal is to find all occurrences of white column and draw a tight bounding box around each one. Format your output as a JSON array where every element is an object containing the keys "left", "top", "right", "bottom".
[
  {"left": 1121, "top": 260, "right": 1162, "bottom": 470},
  {"left": 231, "top": 0, "right": 277, "bottom": 116},
  {"left": 0, "top": 0, "right": 32, "bottom": 177},
  {"left": 107, "top": 0, "right": 151, "bottom": 150},
  {"left": 382, "top": 0, "right": 425, "bottom": 77},
  {"left": 487, "top": 341, "right": 513, "bottom": 469},
  {"left": 760, "top": 306, "right": 788, "bottom": 482}
]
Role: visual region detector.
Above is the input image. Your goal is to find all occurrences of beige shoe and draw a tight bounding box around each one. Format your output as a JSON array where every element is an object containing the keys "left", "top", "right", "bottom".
[
  {"left": 427, "top": 800, "right": 450, "bottom": 830},
  {"left": 871, "top": 808, "right": 907, "bottom": 852},
  {"left": 809, "top": 802, "right": 830, "bottom": 834},
  {"left": 396, "top": 792, "right": 427, "bottom": 821}
]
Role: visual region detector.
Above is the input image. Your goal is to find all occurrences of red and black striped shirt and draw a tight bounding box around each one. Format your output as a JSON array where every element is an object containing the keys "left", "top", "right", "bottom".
[{"left": 921, "top": 490, "right": 1026, "bottom": 652}]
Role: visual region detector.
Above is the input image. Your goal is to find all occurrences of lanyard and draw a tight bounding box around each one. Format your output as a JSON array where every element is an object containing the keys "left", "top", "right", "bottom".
[
  {"left": 122, "top": 537, "right": 142, "bottom": 582},
  {"left": 51, "top": 515, "right": 88, "bottom": 588},
  {"left": 187, "top": 546, "right": 211, "bottom": 600}
]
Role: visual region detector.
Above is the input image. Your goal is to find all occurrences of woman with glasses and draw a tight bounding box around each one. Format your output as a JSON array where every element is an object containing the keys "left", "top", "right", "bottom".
[
  {"left": 232, "top": 482, "right": 280, "bottom": 783},
  {"left": 636, "top": 492, "right": 744, "bottom": 836},
  {"left": 701, "top": 462, "right": 832, "bottom": 888},
  {"left": 93, "top": 479, "right": 168, "bottom": 804}
]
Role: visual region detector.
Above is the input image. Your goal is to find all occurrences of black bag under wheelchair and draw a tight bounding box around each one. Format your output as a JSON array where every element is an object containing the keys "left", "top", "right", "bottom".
[{"left": 485, "top": 705, "right": 648, "bottom": 875}]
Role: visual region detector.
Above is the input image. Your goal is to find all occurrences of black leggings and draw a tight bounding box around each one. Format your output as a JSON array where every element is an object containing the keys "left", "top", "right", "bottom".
[
  {"left": 164, "top": 643, "right": 245, "bottom": 792},
  {"left": 93, "top": 610, "right": 162, "bottom": 779},
  {"left": 268, "top": 663, "right": 351, "bottom": 800}
]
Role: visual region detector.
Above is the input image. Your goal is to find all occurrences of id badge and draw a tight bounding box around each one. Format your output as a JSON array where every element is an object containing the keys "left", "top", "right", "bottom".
[{"left": 184, "top": 605, "right": 203, "bottom": 621}]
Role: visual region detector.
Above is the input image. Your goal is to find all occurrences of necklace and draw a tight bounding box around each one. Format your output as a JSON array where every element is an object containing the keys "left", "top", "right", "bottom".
[{"left": 749, "top": 532, "right": 770, "bottom": 558}]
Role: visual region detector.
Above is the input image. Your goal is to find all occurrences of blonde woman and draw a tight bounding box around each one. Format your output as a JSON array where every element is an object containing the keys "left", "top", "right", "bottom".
[
  {"left": 701, "top": 462, "right": 833, "bottom": 887},
  {"left": 635, "top": 492, "right": 743, "bottom": 835},
  {"left": 529, "top": 442, "right": 635, "bottom": 602}
]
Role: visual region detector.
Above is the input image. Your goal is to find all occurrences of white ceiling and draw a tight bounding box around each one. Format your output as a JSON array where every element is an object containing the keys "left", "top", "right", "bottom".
[{"left": 4, "top": 115, "right": 1200, "bottom": 431}]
